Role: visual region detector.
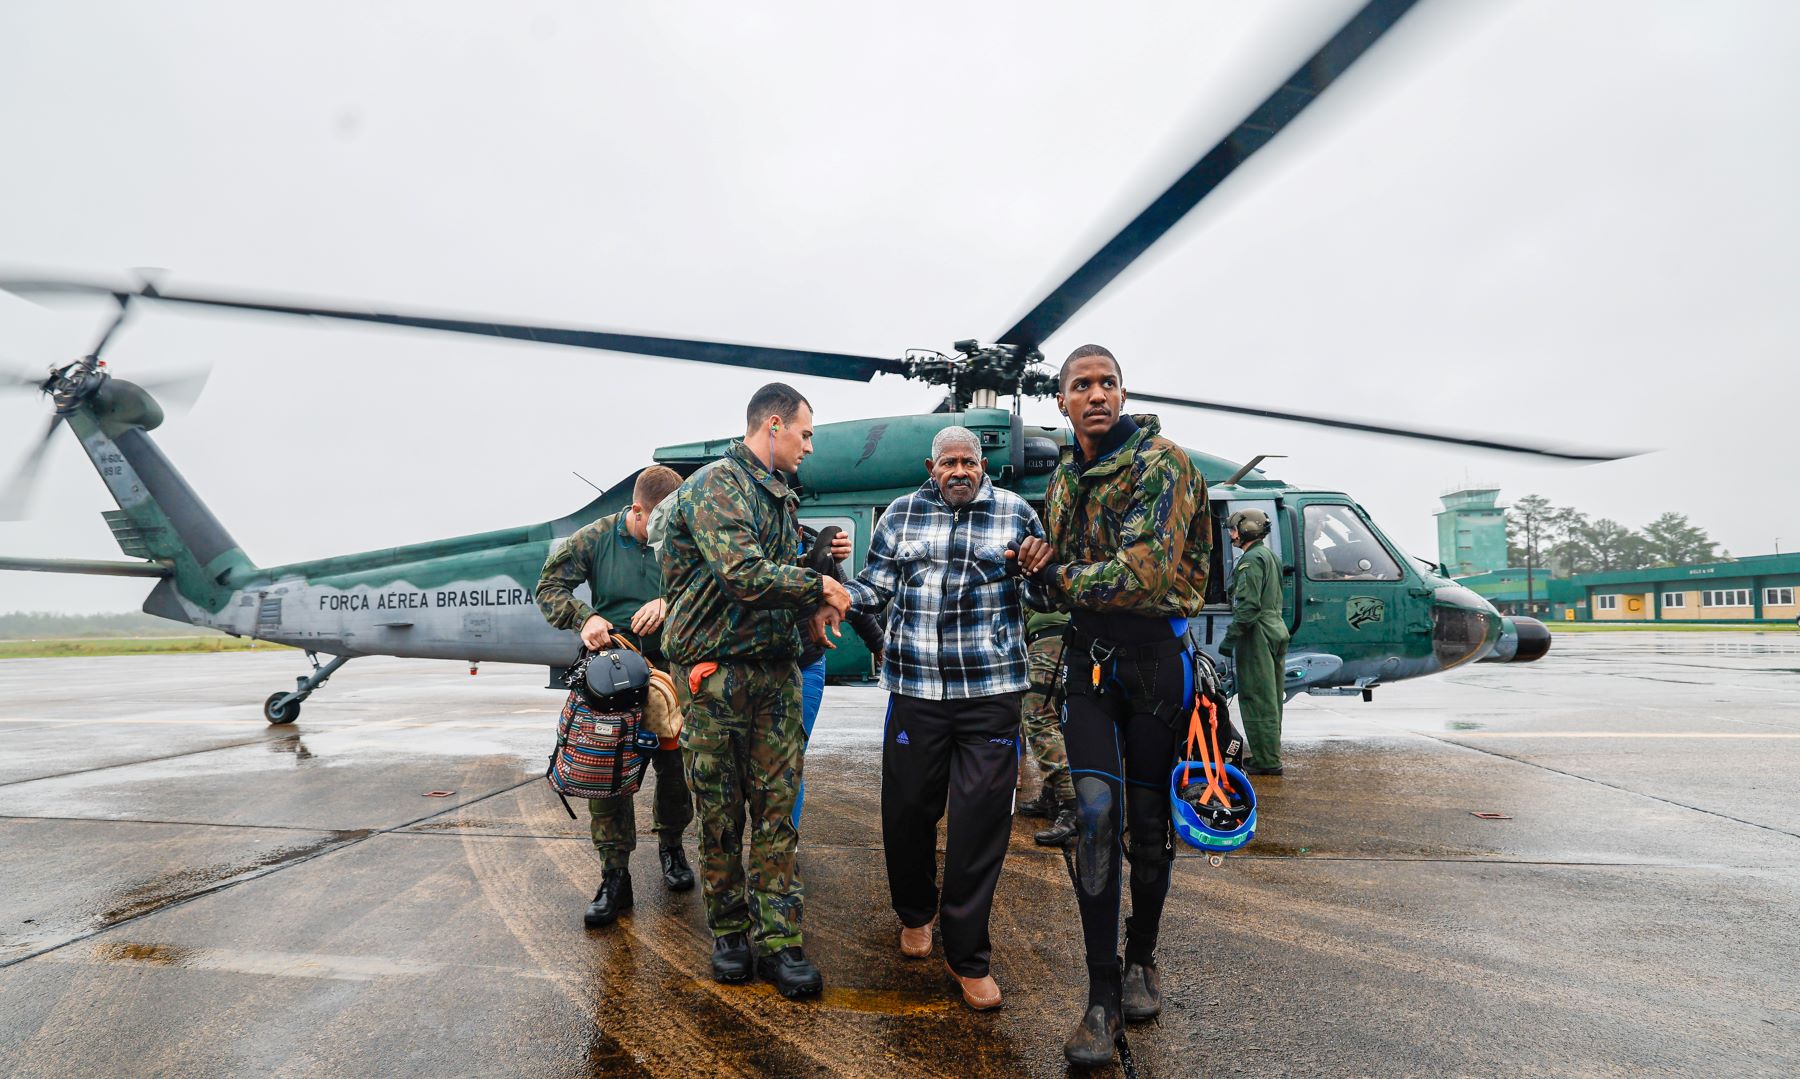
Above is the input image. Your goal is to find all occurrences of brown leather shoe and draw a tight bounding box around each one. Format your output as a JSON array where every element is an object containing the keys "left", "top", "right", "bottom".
[
  {"left": 899, "top": 919, "right": 934, "bottom": 959},
  {"left": 947, "top": 964, "right": 1002, "bottom": 1011}
]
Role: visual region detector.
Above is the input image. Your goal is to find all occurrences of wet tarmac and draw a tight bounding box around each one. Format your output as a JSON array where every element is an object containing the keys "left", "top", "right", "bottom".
[{"left": 1, "top": 634, "right": 1797, "bottom": 1077}]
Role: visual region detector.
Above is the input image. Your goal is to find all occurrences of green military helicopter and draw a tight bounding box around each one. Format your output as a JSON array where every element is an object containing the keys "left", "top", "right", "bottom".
[{"left": 2, "top": 0, "right": 1585, "bottom": 723}]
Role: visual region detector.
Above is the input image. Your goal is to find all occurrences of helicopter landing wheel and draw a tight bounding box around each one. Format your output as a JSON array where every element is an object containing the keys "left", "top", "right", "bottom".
[{"left": 263, "top": 692, "right": 301, "bottom": 725}]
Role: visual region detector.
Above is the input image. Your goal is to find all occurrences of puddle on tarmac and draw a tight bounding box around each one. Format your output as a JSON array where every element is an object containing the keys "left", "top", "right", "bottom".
[
  {"left": 95, "top": 940, "right": 197, "bottom": 966},
  {"left": 1446, "top": 721, "right": 1486, "bottom": 731},
  {"left": 264, "top": 729, "right": 316, "bottom": 763},
  {"left": 408, "top": 818, "right": 500, "bottom": 831}
]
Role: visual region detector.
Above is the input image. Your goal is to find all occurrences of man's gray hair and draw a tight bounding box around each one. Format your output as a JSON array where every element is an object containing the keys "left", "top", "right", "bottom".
[{"left": 931, "top": 425, "right": 982, "bottom": 461}]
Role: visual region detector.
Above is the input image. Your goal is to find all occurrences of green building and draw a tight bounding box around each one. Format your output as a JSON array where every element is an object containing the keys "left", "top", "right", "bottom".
[
  {"left": 1436, "top": 487, "right": 1509, "bottom": 578},
  {"left": 1457, "top": 552, "right": 1800, "bottom": 625}
]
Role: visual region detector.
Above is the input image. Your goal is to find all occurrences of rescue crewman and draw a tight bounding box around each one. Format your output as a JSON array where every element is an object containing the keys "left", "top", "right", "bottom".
[
  {"left": 1014, "top": 343, "right": 1211, "bottom": 1068},
  {"left": 1222, "top": 508, "right": 1289, "bottom": 775},
  {"left": 660, "top": 382, "right": 852, "bottom": 1000},
  {"left": 1019, "top": 609, "right": 1078, "bottom": 846},
  {"left": 535, "top": 465, "right": 693, "bottom": 929}
]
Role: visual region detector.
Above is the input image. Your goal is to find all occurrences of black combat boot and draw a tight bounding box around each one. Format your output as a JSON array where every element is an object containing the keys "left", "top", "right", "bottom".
[
  {"left": 710, "top": 931, "right": 753, "bottom": 984},
  {"left": 583, "top": 869, "right": 633, "bottom": 929},
  {"left": 1063, "top": 962, "right": 1123, "bottom": 1068},
  {"left": 1122, "top": 915, "right": 1163, "bottom": 1022},
  {"left": 755, "top": 946, "right": 825, "bottom": 1000},
  {"left": 659, "top": 844, "right": 695, "bottom": 892},
  {"left": 1017, "top": 789, "right": 1054, "bottom": 819},
  {"left": 1034, "top": 798, "right": 1079, "bottom": 846}
]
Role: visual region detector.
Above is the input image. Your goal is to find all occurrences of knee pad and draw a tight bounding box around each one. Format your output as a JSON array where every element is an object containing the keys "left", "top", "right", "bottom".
[
  {"left": 1127, "top": 835, "right": 1174, "bottom": 871},
  {"left": 1073, "top": 776, "right": 1117, "bottom": 898}
]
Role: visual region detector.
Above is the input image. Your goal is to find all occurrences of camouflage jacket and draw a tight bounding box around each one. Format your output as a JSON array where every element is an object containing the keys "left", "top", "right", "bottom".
[
  {"left": 661, "top": 440, "right": 824, "bottom": 664},
  {"left": 535, "top": 510, "right": 664, "bottom": 651},
  {"left": 1042, "top": 414, "right": 1211, "bottom": 617}
]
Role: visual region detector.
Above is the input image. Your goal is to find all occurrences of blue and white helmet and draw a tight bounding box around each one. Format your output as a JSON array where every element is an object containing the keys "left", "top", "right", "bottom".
[{"left": 1170, "top": 760, "right": 1256, "bottom": 854}]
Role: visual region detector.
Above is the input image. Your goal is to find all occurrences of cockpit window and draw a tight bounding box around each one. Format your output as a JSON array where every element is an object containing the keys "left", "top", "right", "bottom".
[{"left": 1303, "top": 504, "right": 1402, "bottom": 582}]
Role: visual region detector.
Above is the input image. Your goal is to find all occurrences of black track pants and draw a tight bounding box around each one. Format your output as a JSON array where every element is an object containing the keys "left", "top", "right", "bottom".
[
  {"left": 881, "top": 692, "right": 1023, "bottom": 978},
  {"left": 1061, "top": 650, "right": 1192, "bottom": 976}
]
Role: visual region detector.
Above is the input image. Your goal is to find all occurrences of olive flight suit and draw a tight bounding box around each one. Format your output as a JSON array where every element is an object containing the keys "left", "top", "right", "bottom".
[{"left": 1223, "top": 538, "right": 1290, "bottom": 770}]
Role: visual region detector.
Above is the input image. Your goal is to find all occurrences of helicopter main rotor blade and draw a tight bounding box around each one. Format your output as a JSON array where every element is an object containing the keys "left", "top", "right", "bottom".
[
  {"left": 0, "top": 276, "right": 910, "bottom": 384},
  {"left": 1125, "top": 388, "right": 1638, "bottom": 463},
  {"left": 3, "top": 365, "right": 48, "bottom": 391},
  {"left": 997, "top": 0, "right": 1420, "bottom": 353},
  {"left": 0, "top": 412, "right": 65, "bottom": 520}
]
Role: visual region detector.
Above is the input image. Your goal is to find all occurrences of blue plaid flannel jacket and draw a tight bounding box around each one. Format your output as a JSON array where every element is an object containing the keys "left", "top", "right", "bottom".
[{"left": 844, "top": 476, "right": 1047, "bottom": 701}]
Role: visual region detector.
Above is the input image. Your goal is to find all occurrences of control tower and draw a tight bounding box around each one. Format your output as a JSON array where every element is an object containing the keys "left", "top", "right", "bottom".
[{"left": 1437, "top": 487, "right": 1508, "bottom": 577}]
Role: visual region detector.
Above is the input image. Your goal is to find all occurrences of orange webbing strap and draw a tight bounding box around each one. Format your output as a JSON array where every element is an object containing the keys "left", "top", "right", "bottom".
[
  {"left": 1183, "top": 697, "right": 1231, "bottom": 809},
  {"left": 687, "top": 661, "right": 720, "bottom": 696}
]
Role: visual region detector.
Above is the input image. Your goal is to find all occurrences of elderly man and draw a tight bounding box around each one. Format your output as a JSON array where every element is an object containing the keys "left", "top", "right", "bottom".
[{"left": 823, "top": 425, "right": 1046, "bottom": 1011}]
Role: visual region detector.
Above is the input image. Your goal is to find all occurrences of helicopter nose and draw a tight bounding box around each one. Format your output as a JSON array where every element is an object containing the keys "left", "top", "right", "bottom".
[{"left": 1428, "top": 584, "right": 1504, "bottom": 671}]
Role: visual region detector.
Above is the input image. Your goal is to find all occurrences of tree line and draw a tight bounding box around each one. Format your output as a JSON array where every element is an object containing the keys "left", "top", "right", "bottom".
[
  {"left": 1505, "top": 495, "right": 1723, "bottom": 576},
  {"left": 0, "top": 610, "right": 220, "bottom": 640}
]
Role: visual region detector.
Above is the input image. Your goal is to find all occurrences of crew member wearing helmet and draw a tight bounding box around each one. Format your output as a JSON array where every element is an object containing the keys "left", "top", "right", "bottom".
[
  {"left": 1014, "top": 344, "right": 1211, "bottom": 1068},
  {"left": 1222, "top": 508, "right": 1290, "bottom": 775}
]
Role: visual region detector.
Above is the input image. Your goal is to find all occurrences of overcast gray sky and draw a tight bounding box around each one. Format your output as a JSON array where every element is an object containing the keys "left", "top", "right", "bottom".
[{"left": 3, "top": 0, "right": 1797, "bottom": 615}]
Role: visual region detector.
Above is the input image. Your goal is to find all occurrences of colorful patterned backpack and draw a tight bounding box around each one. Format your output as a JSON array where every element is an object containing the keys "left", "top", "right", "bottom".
[{"left": 546, "top": 642, "right": 658, "bottom": 817}]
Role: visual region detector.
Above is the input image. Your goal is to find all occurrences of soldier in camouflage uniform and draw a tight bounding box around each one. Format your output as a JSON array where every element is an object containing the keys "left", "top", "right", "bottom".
[
  {"left": 660, "top": 382, "right": 851, "bottom": 1000},
  {"left": 1019, "top": 610, "right": 1078, "bottom": 845},
  {"left": 535, "top": 465, "right": 693, "bottom": 930},
  {"left": 1015, "top": 344, "right": 1211, "bottom": 1068}
]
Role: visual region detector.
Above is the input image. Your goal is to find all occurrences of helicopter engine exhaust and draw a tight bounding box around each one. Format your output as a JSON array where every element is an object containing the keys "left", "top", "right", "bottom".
[{"left": 1481, "top": 616, "right": 1552, "bottom": 663}]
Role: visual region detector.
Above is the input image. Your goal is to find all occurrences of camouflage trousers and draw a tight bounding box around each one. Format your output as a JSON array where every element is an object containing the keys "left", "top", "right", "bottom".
[
  {"left": 1019, "top": 634, "right": 1075, "bottom": 803},
  {"left": 587, "top": 746, "right": 693, "bottom": 871},
  {"left": 675, "top": 658, "right": 806, "bottom": 955}
]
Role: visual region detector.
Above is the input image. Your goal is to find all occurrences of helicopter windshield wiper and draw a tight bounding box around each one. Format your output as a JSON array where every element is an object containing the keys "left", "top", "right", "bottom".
[{"left": 996, "top": 0, "right": 1422, "bottom": 354}]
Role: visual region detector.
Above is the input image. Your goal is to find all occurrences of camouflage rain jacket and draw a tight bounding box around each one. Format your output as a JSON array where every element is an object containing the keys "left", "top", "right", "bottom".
[
  {"left": 535, "top": 511, "right": 664, "bottom": 652},
  {"left": 661, "top": 440, "right": 825, "bottom": 665},
  {"left": 1042, "top": 414, "right": 1211, "bottom": 617}
]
